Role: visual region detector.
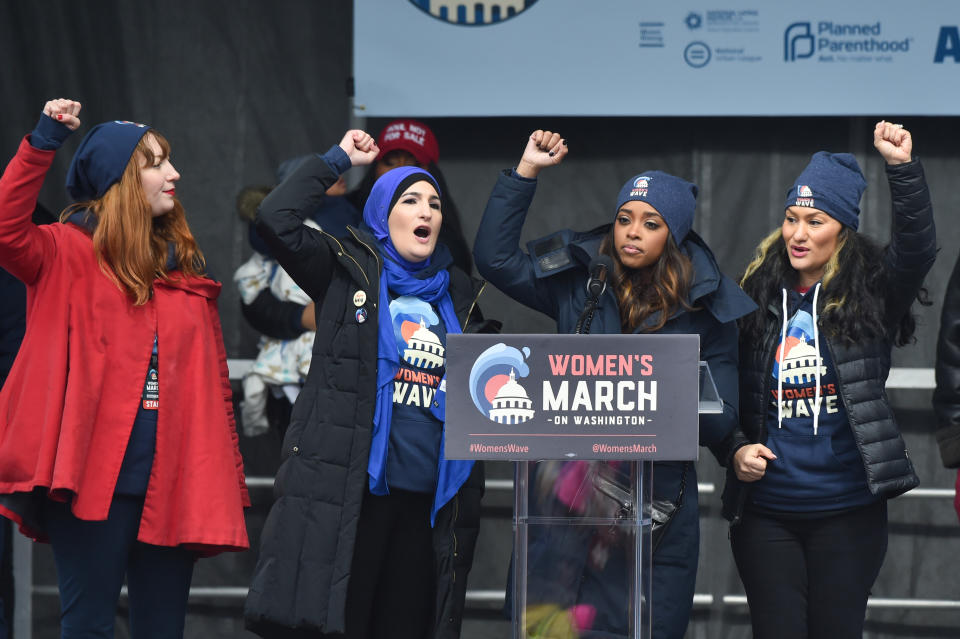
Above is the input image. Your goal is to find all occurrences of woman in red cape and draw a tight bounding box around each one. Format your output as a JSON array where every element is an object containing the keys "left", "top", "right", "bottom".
[{"left": 0, "top": 98, "right": 249, "bottom": 638}]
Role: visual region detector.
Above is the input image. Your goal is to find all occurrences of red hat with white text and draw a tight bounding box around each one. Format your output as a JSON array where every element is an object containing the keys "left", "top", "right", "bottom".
[{"left": 376, "top": 120, "right": 439, "bottom": 166}]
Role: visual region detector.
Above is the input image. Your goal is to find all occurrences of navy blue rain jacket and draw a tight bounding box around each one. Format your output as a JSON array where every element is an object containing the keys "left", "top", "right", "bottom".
[
  {"left": 474, "top": 170, "right": 756, "bottom": 458},
  {"left": 473, "top": 169, "right": 756, "bottom": 639}
]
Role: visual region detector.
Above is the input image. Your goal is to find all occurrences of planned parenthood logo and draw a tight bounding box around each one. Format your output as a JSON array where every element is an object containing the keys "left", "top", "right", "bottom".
[
  {"left": 784, "top": 19, "right": 912, "bottom": 62},
  {"left": 409, "top": 0, "right": 538, "bottom": 26},
  {"left": 468, "top": 343, "right": 534, "bottom": 424},
  {"left": 784, "top": 22, "right": 815, "bottom": 61}
]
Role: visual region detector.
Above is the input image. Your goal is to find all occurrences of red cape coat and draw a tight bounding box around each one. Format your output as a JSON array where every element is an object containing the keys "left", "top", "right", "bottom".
[{"left": 0, "top": 137, "right": 249, "bottom": 555}]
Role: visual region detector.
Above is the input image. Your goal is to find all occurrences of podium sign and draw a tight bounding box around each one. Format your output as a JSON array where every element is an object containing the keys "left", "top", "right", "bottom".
[{"left": 445, "top": 334, "right": 700, "bottom": 461}]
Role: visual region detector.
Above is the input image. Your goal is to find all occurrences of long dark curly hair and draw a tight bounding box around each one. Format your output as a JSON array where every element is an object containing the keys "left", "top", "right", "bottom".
[
  {"left": 599, "top": 230, "right": 695, "bottom": 333},
  {"left": 738, "top": 227, "right": 926, "bottom": 347}
]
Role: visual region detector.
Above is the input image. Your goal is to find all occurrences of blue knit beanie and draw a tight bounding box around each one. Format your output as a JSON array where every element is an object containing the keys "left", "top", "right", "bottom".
[
  {"left": 615, "top": 171, "right": 697, "bottom": 245},
  {"left": 785, "top": 152, "right": 866, "bottom": 230},
  {"left": 66, "top": 120, "right": 150, "bottom": 201}
]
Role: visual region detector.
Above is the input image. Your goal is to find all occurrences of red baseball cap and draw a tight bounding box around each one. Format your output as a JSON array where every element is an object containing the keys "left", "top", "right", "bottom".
[{"left": 376, "top": 120, "right": 439, "bottom": 166}]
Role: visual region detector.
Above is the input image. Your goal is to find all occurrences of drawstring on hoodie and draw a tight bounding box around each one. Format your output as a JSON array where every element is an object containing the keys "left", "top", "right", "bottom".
[
  {"left": 778, "top": 290, "right": 787, "bottom": 428},
  {"left": 811, "top": 282, "right": 823, "bottom": 435},
  {"left": 777, "top": 283, "right": 824, "bottom": 435}
]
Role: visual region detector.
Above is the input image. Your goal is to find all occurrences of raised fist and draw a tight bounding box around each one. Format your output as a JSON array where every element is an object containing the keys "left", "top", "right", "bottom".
[
  {"left": 516, "top": 130, "right": 567, "bottom": 178},
  {"left": 873, "top": 120, "right": 912, "bottom": 165},
  {"left": 338, "top": 129, "right": 379, "bottom": 167},
  {"left": 43, "top": 98, "right": 82, "bottom": 131}
]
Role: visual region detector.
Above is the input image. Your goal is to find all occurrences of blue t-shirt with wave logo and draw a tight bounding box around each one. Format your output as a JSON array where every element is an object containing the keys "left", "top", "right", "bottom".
[{"left": 386, "top": 295, "right": 446, "bottom": 493}]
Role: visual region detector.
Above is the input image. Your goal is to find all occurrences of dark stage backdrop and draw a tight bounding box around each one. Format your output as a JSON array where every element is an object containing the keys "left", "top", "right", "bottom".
[{"left": 2, "top": 2, "right": 959, "bottom": 638}]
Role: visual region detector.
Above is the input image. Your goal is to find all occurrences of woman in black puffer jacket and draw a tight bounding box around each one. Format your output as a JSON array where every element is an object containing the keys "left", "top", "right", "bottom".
[{"left": 716, "top": 121, "right": 935, "bottom": 639}]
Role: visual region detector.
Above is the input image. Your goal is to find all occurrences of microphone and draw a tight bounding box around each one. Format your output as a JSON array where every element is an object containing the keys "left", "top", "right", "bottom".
[
  {"left": 585, "top": 256, "right": 614, "bottom": 300},
  {"left": 575, "top": 255, "right": 614, "bottom": 335}
]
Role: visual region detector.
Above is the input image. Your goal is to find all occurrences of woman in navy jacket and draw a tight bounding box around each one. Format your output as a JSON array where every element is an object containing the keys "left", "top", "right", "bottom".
[
  {"left": 474, "top": 130, "right": 756, "bottom": 639},
  {"left": 718, "top": 121, "right": 935, "bottom": 639}
]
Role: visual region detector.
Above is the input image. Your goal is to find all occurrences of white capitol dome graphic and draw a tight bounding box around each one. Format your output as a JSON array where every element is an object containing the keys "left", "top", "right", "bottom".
[
  {"left": 489, "top": 369, "right": 535, "bottom": 425},
  {"left": 422, "top": 0, "right": 529, "bottom": 25},
  {"left": 403, "top": 317, "right": 444, "bottom": 369},
  {"left": 780, "top": 335, "right": 826, "bottom": 384}
]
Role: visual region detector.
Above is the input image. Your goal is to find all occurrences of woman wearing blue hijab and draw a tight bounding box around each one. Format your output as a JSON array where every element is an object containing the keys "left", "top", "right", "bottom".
[{"left": 244, "top": 130, "right": 497, "bottom": 638}]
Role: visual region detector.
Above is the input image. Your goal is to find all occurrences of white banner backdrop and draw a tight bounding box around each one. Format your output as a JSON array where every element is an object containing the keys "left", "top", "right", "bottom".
[{"left": 354, "top": 0, "right": 960, "bottom": 116}]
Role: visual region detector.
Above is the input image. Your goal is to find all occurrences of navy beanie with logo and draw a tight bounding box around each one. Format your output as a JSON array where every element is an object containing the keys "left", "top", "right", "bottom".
[
  {"left": 66, "top": 120, "right": 150, "bottom": 202},
  {"left": 785, "top": 151, "right": 866, "bottom": 230},
  {"left": 615, "top": 171, "right": 697, "bottom": 245}
]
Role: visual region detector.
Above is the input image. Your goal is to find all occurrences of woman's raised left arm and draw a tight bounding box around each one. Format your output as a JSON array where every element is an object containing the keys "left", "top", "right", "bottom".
[{"left": 875, "top": 121, "right": 936, "bottom": 325}]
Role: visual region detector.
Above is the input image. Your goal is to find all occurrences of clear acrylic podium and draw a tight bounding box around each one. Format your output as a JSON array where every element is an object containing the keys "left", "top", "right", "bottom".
[{"left": 510, "top": 362, "right": 721, "bottom": 639}]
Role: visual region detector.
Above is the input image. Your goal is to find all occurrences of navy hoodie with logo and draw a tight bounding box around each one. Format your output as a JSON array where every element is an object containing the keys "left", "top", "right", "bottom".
[{"left": 749, "top": 284, "right": 877, "bottom": 512}]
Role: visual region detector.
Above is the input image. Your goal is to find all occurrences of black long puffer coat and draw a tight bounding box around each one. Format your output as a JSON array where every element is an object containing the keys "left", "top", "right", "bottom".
[{"left": 243, "top": 152, "right": 495, "bottom": 638}]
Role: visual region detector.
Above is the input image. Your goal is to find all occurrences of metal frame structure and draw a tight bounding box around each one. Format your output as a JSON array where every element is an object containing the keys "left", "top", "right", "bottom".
[{"left": 10, "top": 365, "right": 956, "bottom": 638}]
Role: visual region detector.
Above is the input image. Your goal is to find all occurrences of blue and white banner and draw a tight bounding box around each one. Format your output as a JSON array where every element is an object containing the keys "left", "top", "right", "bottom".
[{"left": 354, "top": 0, "right": 960, "bottom": 116}]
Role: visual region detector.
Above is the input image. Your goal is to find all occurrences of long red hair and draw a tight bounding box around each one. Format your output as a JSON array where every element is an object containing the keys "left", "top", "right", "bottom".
[{"left": 61, "top": 131, "right": 205, "bottom": 305}]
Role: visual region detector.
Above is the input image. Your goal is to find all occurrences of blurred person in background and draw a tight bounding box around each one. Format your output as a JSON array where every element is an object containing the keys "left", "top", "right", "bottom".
[{"left": 933, "top": 252, "right": 960, "bottom": 524}]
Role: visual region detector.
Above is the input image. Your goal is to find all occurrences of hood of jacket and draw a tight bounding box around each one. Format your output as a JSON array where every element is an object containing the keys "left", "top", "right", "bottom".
[{"left": 546, "top": 225, "right": 757, "bottom": 326}]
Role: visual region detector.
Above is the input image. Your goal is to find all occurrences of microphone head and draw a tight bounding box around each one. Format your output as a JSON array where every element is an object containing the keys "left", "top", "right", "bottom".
[
  {"left": 586, "top": 255, "right": 615, "bottom": 297},
  {"left": 589, "top": 255, "right": 615, "bottom": 279}
]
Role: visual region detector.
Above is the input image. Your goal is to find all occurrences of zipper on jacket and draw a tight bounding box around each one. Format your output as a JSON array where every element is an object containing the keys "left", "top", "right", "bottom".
[
  {"left": 320, "top": 229, "right": 370, "bottom": 288},
  {"left": 347, "top": 227, "right": 385, "bottom": 308},
  {"left": 347, "top": 227, "right": 382, "bottom": 277},
  {"left": 451, "top": 495, "right": 460, "bottom": 584},
  {"left": 286, "top": 230, "right": 375, "bottom": 459}
]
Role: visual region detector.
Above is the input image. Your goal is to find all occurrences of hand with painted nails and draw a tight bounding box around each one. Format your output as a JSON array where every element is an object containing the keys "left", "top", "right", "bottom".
[
  {"left": 516, "top": 129, "right": 568, "bottom": 179},
  {"left": 42, "top": 98, "right": 82, "bottom": 131},
  {"left": 338, "top": 129, "right": 379, "bottom": 167},
  {"left": 873, "top": 120, "right": 912, "bottom": 165}
]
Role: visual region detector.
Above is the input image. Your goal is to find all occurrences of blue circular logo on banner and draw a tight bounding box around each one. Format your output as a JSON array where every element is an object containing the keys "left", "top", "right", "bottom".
[
  {"left": 684, "top": 41, "right": 711, "bottom": 68},
  {"left": 468, "top": 343, "right": 534, "bottom": 423},
  {"left": 409, "top": 0, "right": 538, "bottom": 26}
]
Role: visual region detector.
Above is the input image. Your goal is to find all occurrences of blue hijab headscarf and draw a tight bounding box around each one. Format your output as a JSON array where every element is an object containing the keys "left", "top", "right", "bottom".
[{"left": 362, "top": 166, "right": 474, "bottom": 525}]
